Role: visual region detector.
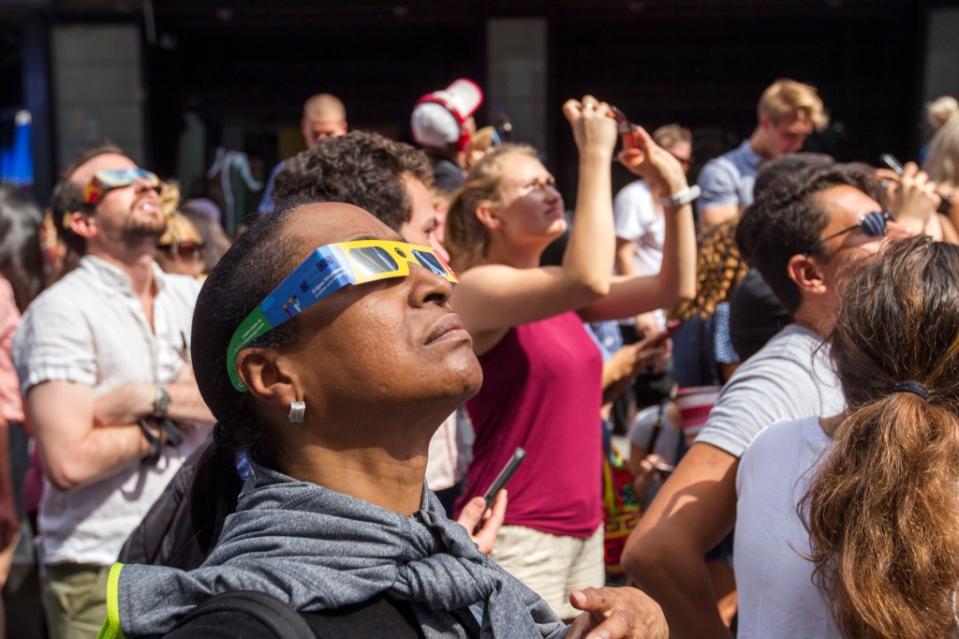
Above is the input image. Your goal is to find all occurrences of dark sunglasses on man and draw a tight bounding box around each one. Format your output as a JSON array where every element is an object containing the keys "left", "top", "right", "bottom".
[
  {"left": 813, "top": 210, "right": 892, "bottom": 255},
  {"left": 158, "top": 241, "right": 205, "bottom": 261},
  {"left": 82, "top": 167, "right": 161, "bottom": 206}
]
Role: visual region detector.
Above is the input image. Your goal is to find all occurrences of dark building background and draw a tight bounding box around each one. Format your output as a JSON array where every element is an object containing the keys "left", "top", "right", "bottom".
[{"left": 1, "top": 0, "right": 956, "bottom": 208}]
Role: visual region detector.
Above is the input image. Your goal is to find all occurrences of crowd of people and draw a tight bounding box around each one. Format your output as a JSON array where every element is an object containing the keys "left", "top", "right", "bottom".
[{"left": 0, "top": 73, "right": 958, "bottom": 639}]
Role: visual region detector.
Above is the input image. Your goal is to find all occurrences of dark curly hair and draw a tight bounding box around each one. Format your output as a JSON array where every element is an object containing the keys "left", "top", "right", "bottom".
[
  {"left": 735, "top": 163, "right": 882, "bottom": 313},
  {"left": 271, "top": 131, "right": 432, "bottom": 231}
]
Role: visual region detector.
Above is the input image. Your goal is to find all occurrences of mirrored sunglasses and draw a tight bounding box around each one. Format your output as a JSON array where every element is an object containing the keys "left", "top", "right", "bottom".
[
  {"left": 820, "top": 210, "right": 892, "bottom": 244},
  {"left": 159, "top": 242, "right": 205, "bottom": 260},
  {"left": 227, "top": 239, "right": 457, "bottom": 392}
]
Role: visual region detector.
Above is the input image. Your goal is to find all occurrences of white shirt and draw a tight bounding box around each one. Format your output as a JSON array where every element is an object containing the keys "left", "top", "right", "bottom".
[
  {"left": 14, "top": 256, "right": 207, "bottom": 566},
  {"left": 695, "top": 324, "right": 845, "bottom": 458},
  {"left": 613, "top": 180, "right": 665, "bottom": 277},
  {"left": 734, "top": 416, "right": 841, "bottom": 639},
  {"left": 425, "top": 409, "right": 474, "bottom": 492}
]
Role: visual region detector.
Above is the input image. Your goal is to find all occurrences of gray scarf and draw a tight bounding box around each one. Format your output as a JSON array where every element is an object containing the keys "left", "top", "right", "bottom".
[{"left": 117, "top": 463, "right": 568, "bottom": 638}]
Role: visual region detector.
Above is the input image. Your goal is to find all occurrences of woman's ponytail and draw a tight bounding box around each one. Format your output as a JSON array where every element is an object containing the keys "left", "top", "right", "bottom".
[
  {"left": 801, "top": 236, "right": 959, "bottom": 639},
  {"left": 803, "top": 392, "right": 959, "bottom": 639}
]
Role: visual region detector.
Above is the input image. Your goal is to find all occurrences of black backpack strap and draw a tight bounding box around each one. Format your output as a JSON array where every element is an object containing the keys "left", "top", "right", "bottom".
[{"left": 171, "top": 590, "right": 315, "bottom": 639}]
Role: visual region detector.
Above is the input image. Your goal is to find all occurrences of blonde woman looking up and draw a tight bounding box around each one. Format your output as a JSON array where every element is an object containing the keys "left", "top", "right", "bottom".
[{"left": 446, "top": 95, "right": 696, "bottom": 619}]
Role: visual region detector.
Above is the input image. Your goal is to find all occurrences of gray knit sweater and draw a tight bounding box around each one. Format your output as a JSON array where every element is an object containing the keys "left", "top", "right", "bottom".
[{"left": 107, "top": 463, "right": 569, "bottom": 639}]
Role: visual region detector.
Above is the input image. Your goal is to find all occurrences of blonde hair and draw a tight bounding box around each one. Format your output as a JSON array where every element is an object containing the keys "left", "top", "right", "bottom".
[
  {"left": 758, "top": 78, "right": 829, "bottom": 131},
  {"left": 445, "top": 143, "right": 538, "bottom": 272},
  {"left": 652, "top": 124, "right": 692, "bottom": 150},
  {"left": 469, "top": 126, "right": 499, "bottom": 154},
  {"left": 927, "top": 96, "right": 959, "bottom": 131},
  {"left": 923, "top": 97, "right": 959, "bottom": 187},
  {"left": 157, "top": 181, "right": 203, "bottom": 246},
  {"left": 159, "top": 181, "right": 180, "bottom": 218}
]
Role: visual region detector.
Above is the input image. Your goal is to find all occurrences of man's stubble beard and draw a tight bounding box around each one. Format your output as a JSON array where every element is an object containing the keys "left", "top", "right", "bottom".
[{"left": 120, "top": 212, "right": 166, "bottom": 247}]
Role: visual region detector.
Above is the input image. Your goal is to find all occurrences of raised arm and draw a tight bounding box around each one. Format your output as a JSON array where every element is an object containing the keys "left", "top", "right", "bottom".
[
  {"left": 581, "top": 128, "right": 697, "bottom": 322},
  {"left": 451, "top": 96, "right": 618, "bottom": 345}
]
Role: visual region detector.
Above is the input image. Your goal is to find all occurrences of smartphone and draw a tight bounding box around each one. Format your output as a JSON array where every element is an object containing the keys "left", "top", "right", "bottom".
[
  {"left": 880, "top": 153, "right": 904, "bottom": 176},
  {"left": 482, "top": 447, "right": 526, "bottom": 507}
]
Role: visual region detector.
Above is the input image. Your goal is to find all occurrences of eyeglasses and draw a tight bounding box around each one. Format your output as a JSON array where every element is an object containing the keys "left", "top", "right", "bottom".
[
  {"left": 82, "top": 167, "right": 160, "bottom": 206},
  {"left": 159, "top": 241, "right": 205, "bottom": 261},
  {"left": 227, "top": 239, "right": 457, "bottom": 392},
  {"left": 819, "top": 210, "right": 892, "bottom": 245}
]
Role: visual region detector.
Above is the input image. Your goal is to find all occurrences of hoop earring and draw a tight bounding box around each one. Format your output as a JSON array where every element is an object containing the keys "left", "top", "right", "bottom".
[{"left": 288, "top": 400, "right": 306, "bottom": 424}]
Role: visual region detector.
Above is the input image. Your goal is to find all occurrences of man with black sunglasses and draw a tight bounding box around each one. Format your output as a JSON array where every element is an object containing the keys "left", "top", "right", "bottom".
[
  {"left": 622, "top": 163, "right": 911, "bottom": 638},
  {"left": 13, "top": 146, "right": 214, "bottom": 638}
]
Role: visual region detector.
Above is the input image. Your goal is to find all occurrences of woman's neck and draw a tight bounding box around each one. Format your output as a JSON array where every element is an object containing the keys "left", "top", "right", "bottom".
[
  {"left": 482, "top": 238, "right": 544, "bottom": 269},
  {"left": 273, "top": 410, "right": 445, "bottom": 516},
  {"left": 279, "top": 444, "right": 427, "bottom": 516},
  {"left": 819, "top": 413, "right": 845, "bottom": 437}
]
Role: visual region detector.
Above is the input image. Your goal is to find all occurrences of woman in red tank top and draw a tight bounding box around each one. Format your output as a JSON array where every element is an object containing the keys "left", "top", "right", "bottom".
[{"left": 444, "top": 96, "right": 697, "bottom": 618}]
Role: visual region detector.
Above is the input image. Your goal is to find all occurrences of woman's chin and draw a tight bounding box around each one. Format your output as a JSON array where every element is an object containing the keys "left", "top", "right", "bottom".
[{"left": 544, "top": 217, "right": 568, "bottom": 238}]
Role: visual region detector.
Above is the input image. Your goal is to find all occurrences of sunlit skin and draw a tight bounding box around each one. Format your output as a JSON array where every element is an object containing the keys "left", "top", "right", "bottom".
[
  {"left": 400, "top": 173, "right": 439, "bottom": 247},
  {"left": 754, "top": 113, "right": 815, "bottom": 159},
  {"left": 665, "top": 140, "right": 693, "bottom": 174},
  {"left": 68, "top": 153, "right": 165, "bottom": 254},
  {"left": 481, "top": 153, "right": 566, "bottom": 265},
  {"left": 236, "top": 203, "right": 481, "bottom": 516},
  {"left": 808, "top": 185, "right": 903, "bottom": 308},
  {"left": 301, "top": 114, "right": 348, "bottom": 147}
]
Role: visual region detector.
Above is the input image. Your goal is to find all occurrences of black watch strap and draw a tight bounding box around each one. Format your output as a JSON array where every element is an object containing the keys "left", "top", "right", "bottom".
[
  {"left": 158, "top": 418, "right": 184, "bottom": 448},
  {"left": 138, "top": 418, "right": 163, "bottom": 466}
]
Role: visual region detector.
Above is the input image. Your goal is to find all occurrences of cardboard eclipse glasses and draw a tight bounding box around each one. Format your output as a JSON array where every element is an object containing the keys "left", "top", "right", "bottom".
[
  {"left": 82, "top": 167, "right": 160, "bottom": 206},
  {"left": 227, "top": 239, "right": 457, "bottom": 392}
]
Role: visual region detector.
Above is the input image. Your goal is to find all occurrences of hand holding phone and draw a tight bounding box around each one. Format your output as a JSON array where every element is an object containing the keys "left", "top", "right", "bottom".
[
  {"left": 880, "top": 153, "right": 905, "bottom": 176},
  {"left": 482, "top": 447, "right": 526, "bottom": 507}
]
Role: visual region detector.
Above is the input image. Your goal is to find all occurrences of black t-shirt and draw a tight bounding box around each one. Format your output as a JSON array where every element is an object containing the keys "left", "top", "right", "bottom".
[
  {"left": 728, "top": 269, "right": 792, "bottom": 361},
  {"left": 431, "top": 157, "right": 465, "bottom": 194},
  {"left": 164, "top": 591, "right": 480, "bottom": 639}
]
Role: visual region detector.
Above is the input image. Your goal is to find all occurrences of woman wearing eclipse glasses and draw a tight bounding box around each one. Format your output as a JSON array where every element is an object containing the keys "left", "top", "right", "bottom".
[{"left": 95, "top": 199, "right": 668, "bottom": 639}]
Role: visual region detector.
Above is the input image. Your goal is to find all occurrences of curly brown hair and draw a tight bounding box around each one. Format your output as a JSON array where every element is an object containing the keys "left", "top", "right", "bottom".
[
  {"left": 670, "top": 220, "right": 748, "bottom": 321},
  {"left": 271, "top": 131, "right": 432, "bottom": 232},
  {"left": 801, "top": 236, "right": 959, "bottom": 639}
]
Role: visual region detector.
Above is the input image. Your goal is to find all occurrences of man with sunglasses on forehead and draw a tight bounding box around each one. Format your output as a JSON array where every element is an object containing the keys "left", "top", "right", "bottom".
[
  {"left": 13, "top": 145, "right": 214, "bottom": 638},
  {"left": 622, "top": 163, "right": 913, "bottom": 638}
]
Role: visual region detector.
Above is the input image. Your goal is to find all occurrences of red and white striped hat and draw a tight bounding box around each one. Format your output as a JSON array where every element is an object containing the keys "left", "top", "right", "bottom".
[{"left": 411, "top": 78, "right": 484, "bottom": 152}]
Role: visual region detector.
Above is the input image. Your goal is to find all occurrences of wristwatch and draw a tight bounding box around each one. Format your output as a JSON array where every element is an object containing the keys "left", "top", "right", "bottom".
[
  {"left": 660, "top": 185, "right": 701, "bottom": 209},
  {"left": 152, "top": 384, "right": 171, "bottom": 419}
]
